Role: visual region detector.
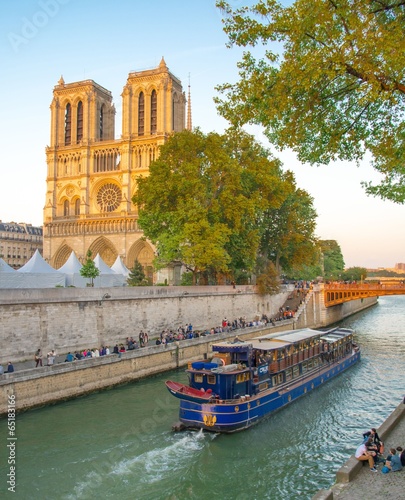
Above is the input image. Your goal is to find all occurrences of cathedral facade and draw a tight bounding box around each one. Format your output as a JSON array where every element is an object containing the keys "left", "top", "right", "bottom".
[{"left": 43, "top": 58, "right": 187, "bottom": 283}]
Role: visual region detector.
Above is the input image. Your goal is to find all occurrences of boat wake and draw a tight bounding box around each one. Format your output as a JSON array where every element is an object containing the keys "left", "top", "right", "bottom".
[{"left": 64, "top": 429, "right": 216, "bottom": 499}]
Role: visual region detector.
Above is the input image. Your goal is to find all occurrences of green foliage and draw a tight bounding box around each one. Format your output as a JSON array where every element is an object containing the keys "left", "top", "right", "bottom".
[
  {"left": 320, "top": 240, "right": 345, "bottom": 280},
  {"left": 79, "top": 250, "right": 100, "bottom": 286},
  {"left": 256, "top": 261, "right": 280, "bottom": 295},
  {"left": 368, "top": 269, "right": 404, "bottom": 278},
  {"left": 133, "top": 128, "right": 304, "bottom": 285},
  {"left": 180, "top": 272, "right": 193, "bottom": 286},
  {"left": 259, "top": 170, "right": 319, "bottom": 274},
  {"left": 341, "top": 267, "right": 368, "bottom": 282},
  {"left": 127, "top": 259, "right": 148, "bottom": 286},
  {"left": 215, "top": 1, "right": 405, "bottom": 203},
  {"left": 132, "top": 128, "right": 319, "bottom": 289}
]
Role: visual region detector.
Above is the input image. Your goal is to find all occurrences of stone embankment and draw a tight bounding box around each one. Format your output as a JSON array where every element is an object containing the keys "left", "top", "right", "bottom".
[{"left": 313, "top": 401, "right": 405, "bottom": 500}]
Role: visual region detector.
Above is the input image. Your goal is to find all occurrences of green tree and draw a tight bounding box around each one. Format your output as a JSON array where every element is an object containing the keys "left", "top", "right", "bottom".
[
  {"left": 256, "top": 261, "right": 281, "bottom": 295},
  {"left": 259, "top": 170, "right": 318, "bottom": 275},
  {"left": 127, "top": 259, "right": 148, "bottom": 286},
  {"left": 80, "top": 250, "right": 100, "bottom": 287},
  {"left": 341, "top": 266, "right": 368, "bottom": 282},
  {"left": 132, "top": 128, "right": 288, "bottom": 284},
  {"left": 320, "top": 240, "right": 345, "bottom": 280},
  {"left": 216, "top": 1, "right": 405, "bottom": 203}
]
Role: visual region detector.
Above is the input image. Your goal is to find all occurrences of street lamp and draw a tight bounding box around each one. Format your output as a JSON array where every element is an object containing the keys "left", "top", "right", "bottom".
[{"left": 99, "top": 293, "right": 111, "bottom": 306}]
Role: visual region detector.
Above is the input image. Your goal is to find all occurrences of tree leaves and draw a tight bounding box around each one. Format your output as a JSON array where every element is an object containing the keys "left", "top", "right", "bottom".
[{"left": 215, "top": 0, "right": 405, "bottom": 202}]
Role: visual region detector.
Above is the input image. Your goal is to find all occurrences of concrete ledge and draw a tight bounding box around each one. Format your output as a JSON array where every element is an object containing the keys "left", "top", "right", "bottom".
[
  {"left": 312, "top": 489, "right": 333, "bottom": 500},
  {"left": 335, "top": 456, "right": 363, "bottom": 483},
  {"left": 378, "top": 402, "right": 405, "bottom": 441}
]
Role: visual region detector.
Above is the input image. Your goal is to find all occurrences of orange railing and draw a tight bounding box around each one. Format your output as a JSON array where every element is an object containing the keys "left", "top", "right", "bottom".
[{"left": 323, "top": 282, "right": 405, "bottom": 307}]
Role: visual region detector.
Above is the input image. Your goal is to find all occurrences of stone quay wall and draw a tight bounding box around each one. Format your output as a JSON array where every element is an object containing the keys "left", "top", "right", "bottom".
[{"left": 0, "top": 285, "right": 290, "bottom": 365}]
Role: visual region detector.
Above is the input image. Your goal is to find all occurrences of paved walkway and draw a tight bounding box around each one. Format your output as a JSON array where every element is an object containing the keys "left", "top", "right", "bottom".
[{"left": 327, "top": 404, "right": 405, "bottom": 499}]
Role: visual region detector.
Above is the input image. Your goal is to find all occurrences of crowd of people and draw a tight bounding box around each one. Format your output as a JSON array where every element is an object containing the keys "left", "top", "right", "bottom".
[{"left": 355, "top": 427, "right": 404, "bottom": 473}]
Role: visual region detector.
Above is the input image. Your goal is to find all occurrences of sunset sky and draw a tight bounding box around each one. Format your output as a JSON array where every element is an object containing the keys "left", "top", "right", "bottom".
[{"left": 1, "top": 0, "right": 404, "bottom": 269}]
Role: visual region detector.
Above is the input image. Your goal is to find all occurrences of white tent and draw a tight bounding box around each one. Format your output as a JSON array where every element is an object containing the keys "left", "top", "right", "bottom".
[
  {"left": 88, "top": 253, "right": 126, "bottom": 287},
  {"left": 111, "top": 256, "right": 130, "bottom": 278},
  {"left": 0, "top": 258, "right": 16, "bottom": 273},
  {"left": 58, "top": 251, "right": 85, "bottom": 287},
  {"left": 9, "top": 250, "right": 66, "bottom": 288},
  {"left": 0, "top": 258, "right": 24, "bottom": 287}
]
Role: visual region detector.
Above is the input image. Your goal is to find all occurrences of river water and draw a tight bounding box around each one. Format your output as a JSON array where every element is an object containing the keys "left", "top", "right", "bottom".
[{"left": 1, "top": 295, "right": 405, "bottom": 500}]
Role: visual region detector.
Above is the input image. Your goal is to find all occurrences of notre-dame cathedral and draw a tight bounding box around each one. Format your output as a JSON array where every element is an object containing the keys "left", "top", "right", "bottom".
[{"left": 43, "top": 58, "right": 188, "bottom": 283}]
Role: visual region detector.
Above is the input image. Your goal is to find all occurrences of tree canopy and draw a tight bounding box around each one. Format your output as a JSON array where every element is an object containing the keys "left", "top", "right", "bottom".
[
  {"left": 132, "top": 128, "right": 318, "bottom": 284},
  {"left": 320, "top": 240, "right": 345, "bottom": 279},
  {"left": 215, "top": 0, "right": 405, "bottom": 203},
  {"left": 127, "top": 259, "right": 148, "bottom": 286}
]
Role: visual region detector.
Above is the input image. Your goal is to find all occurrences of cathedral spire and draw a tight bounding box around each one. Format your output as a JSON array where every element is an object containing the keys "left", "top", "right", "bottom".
[{"left": 187, "top": 73, "right": 192, "bottom": 131}]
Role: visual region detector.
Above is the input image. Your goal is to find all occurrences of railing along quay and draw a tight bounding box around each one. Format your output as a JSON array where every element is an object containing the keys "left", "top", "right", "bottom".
[{"left": 324, "top": 282, "right": 405, "bottom": 307}]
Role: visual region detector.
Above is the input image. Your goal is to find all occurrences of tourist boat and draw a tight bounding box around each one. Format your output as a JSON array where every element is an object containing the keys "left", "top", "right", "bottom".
[{"left": 166, "top": 327, "right": 360, "bottom": 433}]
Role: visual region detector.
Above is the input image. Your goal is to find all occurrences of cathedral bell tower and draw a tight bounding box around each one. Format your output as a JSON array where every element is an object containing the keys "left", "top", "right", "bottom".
[{"left": 43, "top": 60, "right": 186, "bottom": 283}]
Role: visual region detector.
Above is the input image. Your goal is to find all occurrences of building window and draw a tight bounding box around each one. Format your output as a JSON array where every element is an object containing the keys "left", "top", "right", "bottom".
[
  {"left": 76, "top": 101, "right": 83, "bottom": 142},
  {"left": 151, "top": 90, "right": 157, "bottom": 134},
  {"left": 99, "top": 104, "right": 104, "bottom": 140},
  {"left": 63, "top": 200, "right": 69, "bottom": 216},
  {"left": 75, "top": 199, "right": 80, "bottom": 215},
  {"left": 65, "top": 103, "right": 71, "bottom": 145},
  {"left": 96, "top": 183, "right": 122, "bottom": 212},
  {"left": 138, "top": 92, "right": 144, "bottom": 135}
]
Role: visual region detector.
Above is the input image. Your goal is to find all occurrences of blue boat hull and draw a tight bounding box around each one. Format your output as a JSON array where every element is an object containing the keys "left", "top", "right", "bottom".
[{"left": 177, "top": 351, "right": 360, "bottom": 433}]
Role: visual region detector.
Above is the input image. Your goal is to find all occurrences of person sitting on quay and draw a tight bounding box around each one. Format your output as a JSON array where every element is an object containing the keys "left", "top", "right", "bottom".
[
  {"left": 363, "top": 427, "right": 384, "bottom": 454},
  {"left": 47, "top": 349, "right": 56, "bottom": 366},
  {"left": 355, "top": 441, "right": 378, "bottom": 472},
  {"left": 0, "top": 364, "right": 4, "bottom": 375},
  {"left": 7, "top": 362, "right": 14, "bottom": 373},
  {"left": 396, "top": 446, "right": 405, "bottom": 467},
  {"left": 382, "top": 448, "right": 403, "bottom": 473},
  {"left": 65, "top": 352, "right": 75, "bottom": 362}
]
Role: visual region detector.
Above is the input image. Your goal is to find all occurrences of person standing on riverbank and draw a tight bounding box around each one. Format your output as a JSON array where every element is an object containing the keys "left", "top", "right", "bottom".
[{"left": 35, "top": 349, "right": 43, "bottom": 367}]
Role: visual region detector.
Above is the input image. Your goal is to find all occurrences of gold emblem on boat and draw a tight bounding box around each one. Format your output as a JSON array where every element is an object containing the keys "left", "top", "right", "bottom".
[
  {"left": 235, "top": 406, "right": 239, "bottom": 412},
  {"left": 203, "top": 414, "right": 217, "bottom": 427}
]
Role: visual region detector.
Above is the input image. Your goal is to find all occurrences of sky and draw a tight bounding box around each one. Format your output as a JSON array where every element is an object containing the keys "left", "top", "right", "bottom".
[{"left": 0, "top": 0, "right": 404, "bottom": 269}]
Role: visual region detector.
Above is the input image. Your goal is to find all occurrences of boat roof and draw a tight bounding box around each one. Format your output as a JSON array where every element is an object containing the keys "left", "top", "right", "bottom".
[
  {"left": 255, "top": 328, "right": 321, "bottom": 344},
  {"left": 250, "top": 340, "right": 291, "bottom": 351}
]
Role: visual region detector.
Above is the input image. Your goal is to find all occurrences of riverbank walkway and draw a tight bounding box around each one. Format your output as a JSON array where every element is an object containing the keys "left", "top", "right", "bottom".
[{"left": 313, "top": 400, "right": 405, "bottom": 500}]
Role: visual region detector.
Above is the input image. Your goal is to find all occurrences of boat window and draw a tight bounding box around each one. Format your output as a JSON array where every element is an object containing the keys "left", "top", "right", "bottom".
[
  {"left": 302, "top": 362, "right": 307, "bottom": 373},
  {"left": 207, "top": 375, "right": 216, "bottom": 384},
  {"left": 313, "top": 358, "right": 318, "bottom": 367},
  {"left": 236, "top": 373, "right": 245, "bottom": 383},
  {"left": 195, "top": 374, "right": 204, "bottom": 383},
  {"left": 259, "top": 382, "right": 268, "bottom": 391},
  {"left": 293, "top": 366, "right": 299, "bottom": 378},
  {"left": 285, "top": 369, "right": 292, "bottom": 382},
  {"left": 272, "top": 375, "right": 278, "bottom": 386},
  {"left": 307, "top": 360, "right": 313, "bottom": 370}
]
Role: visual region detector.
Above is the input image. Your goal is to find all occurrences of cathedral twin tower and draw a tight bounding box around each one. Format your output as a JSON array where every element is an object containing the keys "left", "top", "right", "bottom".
[{"left": 43, "top": 58, "right": 187, "bottom": 283}]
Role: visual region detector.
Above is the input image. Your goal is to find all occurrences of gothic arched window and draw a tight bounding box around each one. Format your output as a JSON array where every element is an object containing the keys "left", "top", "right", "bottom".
[
  {"left": 74, "top": 198, "right": 80, "bottom": 216},
  {"left": 151, "top": 90, "right": 157, "bottom": 134},
  {"left": 138, "top": 92, "right": 144, "bottom": 136},
  {"left": 76, "top": 101, "right": 83, "bottom": 142},
  {"left": 64, "top": 103, "right": 71, "bottom": 145},
  {"left": 63, "top": 200, "right": 69, "bottom": 216}
]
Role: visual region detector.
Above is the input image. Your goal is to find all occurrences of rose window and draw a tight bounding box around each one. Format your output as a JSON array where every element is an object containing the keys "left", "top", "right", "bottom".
[{"left": 97, "top": 183, "right": 122, "bottom": 212}]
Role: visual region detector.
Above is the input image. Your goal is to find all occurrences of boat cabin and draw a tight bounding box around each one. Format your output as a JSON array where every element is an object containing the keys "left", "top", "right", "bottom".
[{"left": 186, "top": 328, "right": 355, "bottom": 401}]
